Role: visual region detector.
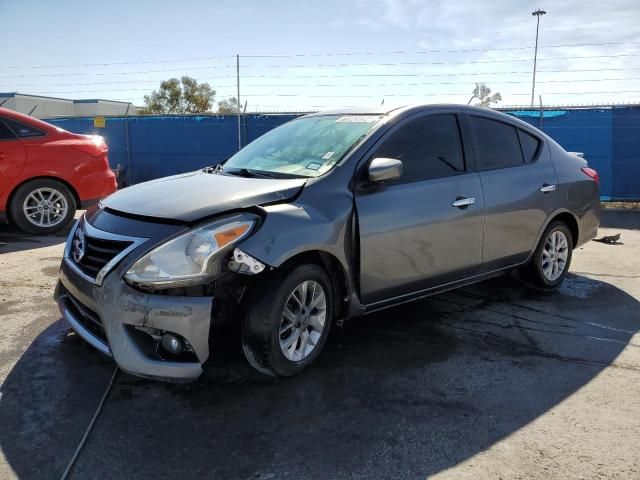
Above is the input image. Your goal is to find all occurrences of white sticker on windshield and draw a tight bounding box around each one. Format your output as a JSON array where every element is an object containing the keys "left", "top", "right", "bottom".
[
  {"left": 336, "top": 115, "right": 378, "bottom": 123},
  {"left": 322, "top": 151, "right": 335, "bottom": 160},
  {"left": 306, "top": 162, "right": 323, "bottom": 171}
]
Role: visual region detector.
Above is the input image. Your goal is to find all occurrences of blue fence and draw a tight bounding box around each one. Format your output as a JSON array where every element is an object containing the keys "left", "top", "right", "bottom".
[
  {"left": 505, "top": 107, "right": 640, "bottom": 201},
  {"left": 47, "top": 114, "right": 299, "bottom": 186},
  {"left": 45, "top": 108, "right": 640, "bottom": 200}
]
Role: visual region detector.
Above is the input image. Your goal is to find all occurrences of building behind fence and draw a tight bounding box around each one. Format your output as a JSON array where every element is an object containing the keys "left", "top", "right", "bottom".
[{"left": 44, "top": 106, "right": 640, "bottom": 200}]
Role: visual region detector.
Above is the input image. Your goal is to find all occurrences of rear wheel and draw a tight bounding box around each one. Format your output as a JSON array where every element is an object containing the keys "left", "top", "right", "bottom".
[
  {"left": 9, "top": 179, "right": 76, "bottom": 234},
  {"left": 242, "top": 263, "right": 334, "bottom": 376},
  {"left": 521, "top": 221, "right": 573, "bottom": 289}
]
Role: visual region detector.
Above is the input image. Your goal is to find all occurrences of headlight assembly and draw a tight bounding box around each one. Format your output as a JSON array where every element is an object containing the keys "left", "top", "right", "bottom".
[{"left": 124, "top": 213, "right": 258, "bottom": 288}]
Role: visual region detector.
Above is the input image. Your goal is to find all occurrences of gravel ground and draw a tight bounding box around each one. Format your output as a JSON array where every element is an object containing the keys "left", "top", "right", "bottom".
[{"left": 0, "top": 210, "right": 639, "bottom": 480}]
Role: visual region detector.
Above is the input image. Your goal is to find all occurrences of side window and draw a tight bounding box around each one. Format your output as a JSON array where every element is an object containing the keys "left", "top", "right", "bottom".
[
  {"left": 2, "top": 118, "right": 46, "bottom": 138},
  {"left": 517, "top": 129, "right": 541, "bottom": 163},
  {"left": 0, "top": 120, "right": 16, "bottom": 140},
  {"left": 471, "top": 116, "right": 523, "bottom": 171},
  {"left": 372, "top": 114, "right": 465, "bottom": 183}
]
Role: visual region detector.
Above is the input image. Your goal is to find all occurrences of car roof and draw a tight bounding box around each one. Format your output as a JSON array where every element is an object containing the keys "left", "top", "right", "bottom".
[
  {"left": 0, "top": 107, "right": 60, "bottom": 133},
  {"left": 303, "top": 103, "right": 516, "bottom": 119},
  {"left": 302, "top": 103, "right": 549, "bottom": 141},
  {"left": 304, "top": 106, "right": 405, "bottom": 116}
]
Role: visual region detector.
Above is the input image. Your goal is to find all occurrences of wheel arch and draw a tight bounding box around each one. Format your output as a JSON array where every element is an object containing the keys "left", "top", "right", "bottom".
[
  {"left": 6, "top": 175, "right": 80, "bottom": 222},
  {"left": 527, "top": 209, "right": 580, "bottom": 264},
  {"left": 549, "top": 211, "right": 579, "bottom": 248},
  {"left": 274, "top": 249, "right": 355, "bottom": 321}
]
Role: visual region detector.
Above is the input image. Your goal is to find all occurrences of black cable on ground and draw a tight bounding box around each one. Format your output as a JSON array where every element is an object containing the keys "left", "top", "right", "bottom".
[{"left": 59, "top": 366, "right": 119, "bottom": 480}]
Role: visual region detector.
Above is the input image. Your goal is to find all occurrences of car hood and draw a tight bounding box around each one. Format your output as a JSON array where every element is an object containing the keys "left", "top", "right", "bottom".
[{"left": 101, "top": 170, "right": 306, "bottom": 222}]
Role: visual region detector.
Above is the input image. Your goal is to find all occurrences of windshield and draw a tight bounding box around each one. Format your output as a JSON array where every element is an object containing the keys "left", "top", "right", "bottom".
[{"left": 223, "top": 115, "right": 381, "bottom": 178}]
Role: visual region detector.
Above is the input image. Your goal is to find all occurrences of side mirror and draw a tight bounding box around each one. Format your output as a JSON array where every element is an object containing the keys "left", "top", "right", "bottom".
[{"left": 368, "top": 157, "right": 402, "bottom": 183}]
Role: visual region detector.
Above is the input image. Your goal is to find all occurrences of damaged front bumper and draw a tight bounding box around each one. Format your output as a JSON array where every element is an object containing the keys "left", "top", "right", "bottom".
[{"left": 55, "top": 259, "right": 214, "bottom": 382}]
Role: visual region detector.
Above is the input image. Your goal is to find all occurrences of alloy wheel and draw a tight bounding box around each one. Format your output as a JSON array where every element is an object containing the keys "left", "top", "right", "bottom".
[
  {"left": 279, "top": 280, "right": 327, "bottom": 361},
  {"left": 22, "top": 187, "right": 69, "bottom": 228},
  {"left": 542, "top": 230, "right": 569, "bottom": 281}
]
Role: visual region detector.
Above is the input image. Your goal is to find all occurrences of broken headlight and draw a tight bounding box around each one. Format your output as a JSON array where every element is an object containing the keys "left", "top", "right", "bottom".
[{"left": 124, "top": 213, "right": 257, "bottom": 288}]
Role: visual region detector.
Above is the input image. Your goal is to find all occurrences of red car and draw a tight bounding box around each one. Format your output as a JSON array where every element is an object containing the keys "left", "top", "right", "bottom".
[{"left": 0, "top": 107, "right": 116, "bottom": 234}]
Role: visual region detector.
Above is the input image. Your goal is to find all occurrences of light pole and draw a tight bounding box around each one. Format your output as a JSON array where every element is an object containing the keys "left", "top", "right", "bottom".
[{"left": 531, "top": 9, "right": 546, "bottom": 107}]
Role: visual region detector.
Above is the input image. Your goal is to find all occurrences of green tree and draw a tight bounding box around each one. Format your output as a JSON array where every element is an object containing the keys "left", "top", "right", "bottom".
[
  {"left": 468, "top": 83, "right": 502, "bottom": 107},
  {"left": 218, "top": 97, "right": 240, "bottom": 114},
  {"left": 141, "top": 76, "right": 216, "bottom": 114}
]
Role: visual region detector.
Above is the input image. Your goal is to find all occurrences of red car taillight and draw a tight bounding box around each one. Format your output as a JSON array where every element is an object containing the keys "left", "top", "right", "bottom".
[
  {"left": 71, "top": 135, "right": 107, "bottom": 155},
  {"left": 581, "top": 167, "right": 599, "bottom": 185},
  {"left": 71, "top": 136, "right": 109, "bottom": 172}
]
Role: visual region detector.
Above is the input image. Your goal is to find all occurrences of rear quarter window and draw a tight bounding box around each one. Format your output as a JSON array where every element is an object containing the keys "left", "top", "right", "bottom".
[
  {"left": 2, "top": 118, "right": 46, "bottom": 138},
  {"left": 517, "top": 129, "right": 542, "bottom": 163}
]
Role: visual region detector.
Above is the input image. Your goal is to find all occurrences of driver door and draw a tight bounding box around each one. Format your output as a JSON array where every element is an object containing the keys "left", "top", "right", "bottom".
[{"left": 355, "top": 112, "right": 484, "bottom": 306}]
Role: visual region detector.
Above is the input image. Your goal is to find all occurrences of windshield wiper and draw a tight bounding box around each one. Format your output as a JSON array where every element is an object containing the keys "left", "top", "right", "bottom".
[{"left": 225, "top": 168, "right": 275, "bottom": 179}]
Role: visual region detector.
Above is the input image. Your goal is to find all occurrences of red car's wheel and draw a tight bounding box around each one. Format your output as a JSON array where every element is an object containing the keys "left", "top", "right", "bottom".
[{"left": 9, "top": 178, "right": 76, "bottom": 234}]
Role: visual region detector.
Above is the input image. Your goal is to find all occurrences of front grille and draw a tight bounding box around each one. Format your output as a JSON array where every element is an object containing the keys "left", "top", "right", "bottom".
[
  {"left": 75, "top": 234, "right": 131, "bottom": 279},
  {"left": 63, "top": 292, "right": 107, "bottom": 343}
]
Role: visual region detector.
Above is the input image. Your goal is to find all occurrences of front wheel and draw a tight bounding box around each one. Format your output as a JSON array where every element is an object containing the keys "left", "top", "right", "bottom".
[
  {"left": 242, "top": 263, "right": 334, "bottom": 376},
  {"left": 521, "top": 221, "right": 573, "bottom": 290}
]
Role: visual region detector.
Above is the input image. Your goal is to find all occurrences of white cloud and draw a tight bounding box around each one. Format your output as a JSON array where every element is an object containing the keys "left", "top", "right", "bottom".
[{"left": 320, "top": 0, "right": 640, "bottom": 107}]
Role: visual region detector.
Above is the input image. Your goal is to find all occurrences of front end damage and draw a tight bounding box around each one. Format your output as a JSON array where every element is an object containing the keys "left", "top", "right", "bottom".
[
  {"left": 56, "top": 261, "right": 213, "bottom": 382},
  {"left": 56, "top": 254, "right": 270, "bottom": 382},
  {"left": 55, "top": 184, "right": 356, "bottom": 382},
  {"left": 53, "top": 208, "right": 277, "bottom": 382}
]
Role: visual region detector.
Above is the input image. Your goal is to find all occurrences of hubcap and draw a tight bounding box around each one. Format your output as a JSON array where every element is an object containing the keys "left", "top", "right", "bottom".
[
  {"left": 22, "top": 187, "right": 68, "bottom": 228},
  {"left": 279, "top": 280, "right": 327, "bottom": 362},
  {"left": 542, "top": 230, "right": 569, "bottom": 281}
]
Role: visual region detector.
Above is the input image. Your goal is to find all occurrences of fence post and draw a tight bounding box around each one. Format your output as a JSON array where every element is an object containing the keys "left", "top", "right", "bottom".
[
  {"left": 242, "top": 100, "right": 248, "bottom": 147},
  {"left": 236, "top": 54, "right": 241, "bottom": 151},
  {"left": 538, "top": 95, "right": 543, "bottom": 130},
  {"left": 124, "top": 103, "right": 132, "bottom": 187}
]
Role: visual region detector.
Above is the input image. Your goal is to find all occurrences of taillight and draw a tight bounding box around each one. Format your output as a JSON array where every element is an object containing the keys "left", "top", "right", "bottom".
[
  {"left": 581, "top": 167, "right": 599, "bottom": 184},
  {"left": 71, "top": 136, "right": 108, "bottom": 157}
]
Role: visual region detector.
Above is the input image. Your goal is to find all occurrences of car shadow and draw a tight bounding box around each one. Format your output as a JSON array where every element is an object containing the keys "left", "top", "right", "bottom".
[
  {"left": 0, "top": 222, "right": 73, "bottom": 254},
  {"left": 0, "top": 273, "right": 638, "bottom": 479}
]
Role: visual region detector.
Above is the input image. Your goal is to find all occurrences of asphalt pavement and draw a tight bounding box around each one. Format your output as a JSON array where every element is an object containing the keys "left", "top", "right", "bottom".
[{"left": 1, "top": 210, "right": 639, "bottom": 479}]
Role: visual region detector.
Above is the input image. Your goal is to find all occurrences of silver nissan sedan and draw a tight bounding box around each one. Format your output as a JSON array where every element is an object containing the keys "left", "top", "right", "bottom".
[{"left": 55, "top": 104, "right": 600, "bottom": 381}]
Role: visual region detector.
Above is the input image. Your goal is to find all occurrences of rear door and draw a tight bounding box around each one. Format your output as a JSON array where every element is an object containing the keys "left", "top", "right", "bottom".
[
  {"left": 0, "top": 118, "right": 27, "bottom": 202},
  {"left": 467, "top": 114, "right": 558, "bottom": 270},
  {"left": 355, "top": 111, "right": 485, "bottom": 306}
]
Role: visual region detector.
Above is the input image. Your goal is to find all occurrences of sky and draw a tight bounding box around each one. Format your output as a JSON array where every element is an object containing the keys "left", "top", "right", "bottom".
[{"left": 1, "top": 0, "right": 640, "bottom": 111}]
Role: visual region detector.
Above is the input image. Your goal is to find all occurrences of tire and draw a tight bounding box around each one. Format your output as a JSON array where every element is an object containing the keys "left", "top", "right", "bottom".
[
  {"left": 9, "top": 179, "right": 76, "bottom": 234},
  {"left": 521, "top": 221, "right": 573, "bottom": 290},
  {"left": 242, "top": 263, "right": 334, "bottom": 377}
]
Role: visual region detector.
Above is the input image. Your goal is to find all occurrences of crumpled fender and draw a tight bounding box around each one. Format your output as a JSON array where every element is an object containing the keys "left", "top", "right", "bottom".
[
  {"left": 240, "top": 199, "right": 353, "bottom": 272},
  {"left": 236, "top": 172, "right": 363, "bottom": 316}
]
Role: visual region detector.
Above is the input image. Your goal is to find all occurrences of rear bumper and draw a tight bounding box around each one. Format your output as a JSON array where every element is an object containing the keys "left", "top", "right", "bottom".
[
  {"left": 576, "top": 190, "right": 601, "bottom": 248},
  {"left": 77, "top": 170, "right": 117, "bottom": 205},
  {"left": 577, "top": 207, "right": 600, "bottom": 247},
  {"left": 55, "top": 258, "right": 214, "bottom": 382}
]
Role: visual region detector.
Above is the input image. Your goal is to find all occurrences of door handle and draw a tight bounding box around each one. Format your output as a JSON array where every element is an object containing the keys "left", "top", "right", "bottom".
[
  {"left": 0, "top": 153, "right": 6, "bottom": 160},
  {"left": 540, "top": 183, "right": 557, "bottom": 193},
  {"left": 451, "top": 197, "right": 476, "bottom": 208}
]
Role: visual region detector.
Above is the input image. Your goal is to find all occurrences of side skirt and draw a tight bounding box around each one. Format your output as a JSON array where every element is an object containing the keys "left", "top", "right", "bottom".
[{"left": 361, "top": 262, "right": 528, "bottom": 316}]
